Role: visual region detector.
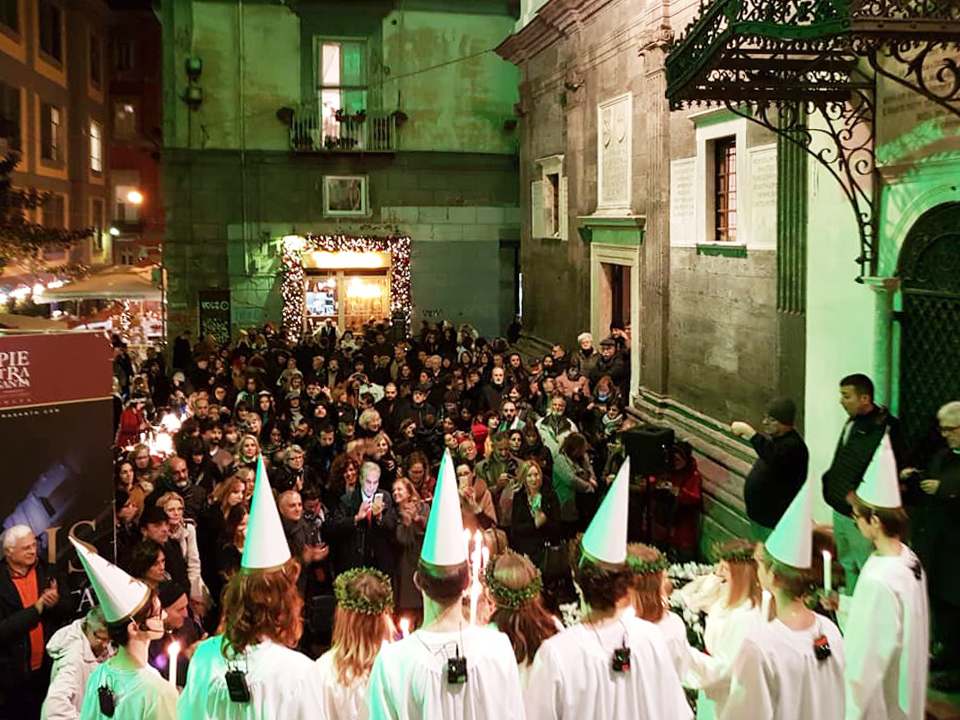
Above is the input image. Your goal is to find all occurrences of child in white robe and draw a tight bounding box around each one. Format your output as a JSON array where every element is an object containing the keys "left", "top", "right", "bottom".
[{"left": 315, "top": 568, "right": 395, "bottom": 720}]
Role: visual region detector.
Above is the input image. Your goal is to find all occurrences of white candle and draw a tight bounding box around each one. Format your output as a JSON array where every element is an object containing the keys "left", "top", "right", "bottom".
[
  {"left": 760, "top": 590, "right": 772, "bottom": 623},
  {"left": 399, "top": 617, "right": 410, "bottom": 638},
  {"left": 822, "top": 550, "right": 833, "bottom": 594},
  {"left": 463, "top": 530, "right": 471, "bottom": 567},
  {"left": 168, "top": 640, "right": 181, "bottom": 686}
]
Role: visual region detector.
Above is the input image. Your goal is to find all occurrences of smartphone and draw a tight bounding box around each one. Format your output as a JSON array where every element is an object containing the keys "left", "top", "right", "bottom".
[{"left": 372, "top": 492, "right": 384, "bottom": 514}]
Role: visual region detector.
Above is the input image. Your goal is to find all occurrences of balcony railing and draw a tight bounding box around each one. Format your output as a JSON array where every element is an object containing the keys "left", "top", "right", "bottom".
[{"left": 289, "top": 103, "right": 397, "bottom": 153}]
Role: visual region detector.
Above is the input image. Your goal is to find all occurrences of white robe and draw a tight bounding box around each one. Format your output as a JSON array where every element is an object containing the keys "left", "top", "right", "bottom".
[
  {"left": 656, "top": 611, "right": 694, "bottom": 682},
  {"left": 689, "top": 597, "right": 761, "bottom": 719},
  {"left": 843, "top": 544, "right": 929, "bottom": 720},
  {"left": 524, "top": 616, "right": 693, "bottom": 720},
  {"left": 315, "top": 649, "right": 370, "bottom": 720},
  {"left": 78, "top": 661, "right": 178, "bottom": 720},
  {"left": 366, "top": 624, "right": 524, "bottom": 720},
  {"left": 177, "top": 636, "right": 325, "bottom": 720},
  {"left": 720, "top": 615, "right": 846, "bottom": 720}
]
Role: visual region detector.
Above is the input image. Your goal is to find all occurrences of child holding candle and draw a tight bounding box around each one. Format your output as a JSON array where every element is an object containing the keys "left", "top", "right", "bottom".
[{"left": 316, "top": 568, "right": 395, "bottom": 720}]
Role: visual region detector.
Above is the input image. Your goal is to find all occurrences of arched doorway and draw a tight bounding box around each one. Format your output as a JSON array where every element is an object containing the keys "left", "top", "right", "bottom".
[{"left": 897, "top": 202, "right": 960, "bottom": 456}]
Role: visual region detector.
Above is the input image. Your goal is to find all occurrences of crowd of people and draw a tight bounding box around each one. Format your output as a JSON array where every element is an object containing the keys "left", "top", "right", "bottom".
[{"left": 0, "top": 315, "right": 949, "bottom": 720}]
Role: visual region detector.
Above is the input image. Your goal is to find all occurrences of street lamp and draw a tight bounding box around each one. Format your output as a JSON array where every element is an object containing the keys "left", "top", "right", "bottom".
[
  {"left": 109, "top": 227, "right": 121, "bottom": 236},
  {"left": 126, "top": 190, "right": 144, "bottom": 205}
]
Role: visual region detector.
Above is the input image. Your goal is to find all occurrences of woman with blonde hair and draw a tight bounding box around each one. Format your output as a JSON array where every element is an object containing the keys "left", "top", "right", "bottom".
[
  {"left": 157, "top": 491, "right": 207, "bottom": 614},
  {"left": 486, "top": 550, "right": 561, "bottom": 689},
  {"left": 690, "top": 539, "right": 764, "bottom": 719},
  {"left": 316, "top": 568, "right": 395, "bottom": 720}
]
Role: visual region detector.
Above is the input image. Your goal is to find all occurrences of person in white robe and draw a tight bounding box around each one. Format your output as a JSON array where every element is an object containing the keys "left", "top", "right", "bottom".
[
  {"left": 177, "top": 455, "right": 325, "bottom": 720},
  {"left": 720, "top": 481, "right": 846, "bottom": 720},
  {"left": 315, "top": 567, "right": 395, "bottom": 720},
  {"left": 844, "top": 433, "right": 929, "bottom": 720},
  {"left": 686, "top": 540, "right": 764, "bottom": 719},
  {"left": 524, "top": 459, "right": 693, "bottom": 720},
  {"left": 366, "top": 449, "right": 526, "bottom": 720},
  {"left": 485, "top": 550, "right": 563, "bottom": 689},
  {"left": 69, "top": 538, "right": 178, "bottom": 720}
]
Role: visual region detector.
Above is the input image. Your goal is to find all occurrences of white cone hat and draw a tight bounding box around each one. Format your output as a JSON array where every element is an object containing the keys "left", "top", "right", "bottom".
[
  {"left": 69, "top": 536, "right": 151, "bottom": 624},
  {"left": 857, "top": 432, "right": 902, "bottom": 509},
  {"left": 421, "top": 449, "right": 467, "bottom": 566},
  {"left": 765, "top": 479, "right": 814, "bottom": 569},
  {"left": 582, "top": 457, "right": 630, "bottom": 565},
  {"left": 241, "top": 454, "right": 292, "bottom": 572}
]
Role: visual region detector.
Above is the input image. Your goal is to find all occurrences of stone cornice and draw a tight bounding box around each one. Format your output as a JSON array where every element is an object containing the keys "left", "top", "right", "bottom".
[{"left": 496, "top": 0, "right": 622, "bottom": 64}]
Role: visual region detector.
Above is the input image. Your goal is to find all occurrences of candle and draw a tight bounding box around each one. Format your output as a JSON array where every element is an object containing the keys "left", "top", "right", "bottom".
[
  {"left": 822, "top": 550, "right": 833, "bottom": 594},
  {"left": 463, "top": 530, "right": 471, "bottom": 568},
  {"left": 399, "top": 617, "right": 410, "bottom": 638},
  {"left": 168, "top": 640, "right": 181, "bottom": 686},
  {"left": 760, "top": 590, "right": 772, "bottom": 623}
]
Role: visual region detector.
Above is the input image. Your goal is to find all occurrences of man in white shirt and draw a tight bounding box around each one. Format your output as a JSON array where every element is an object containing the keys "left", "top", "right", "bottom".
[
  {"left": 367, "top": 449, "right": 525, "bottom": 720},
  {"left": 525, "top": 459, "right": 692, "bottom": 720}
]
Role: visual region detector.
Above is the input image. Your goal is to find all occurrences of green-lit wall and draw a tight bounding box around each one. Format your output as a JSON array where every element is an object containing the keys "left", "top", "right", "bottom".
[{"left": 160, "top": 0, "right": 521, "bottom": 342}]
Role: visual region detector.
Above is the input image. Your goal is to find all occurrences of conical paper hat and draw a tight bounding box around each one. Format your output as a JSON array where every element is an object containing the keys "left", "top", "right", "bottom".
[
  {"left": 421, "top": 449, "right": 467, "bottom": 566},
  {"left": 582, "top": 457, "right": 630, "bottom": 565},
  {"left": 241, "top": 454, "right": 292, "bottom": 572},
  {"left": 69, "top": 536, "right": 151, "bottom": 624},
  {"left": 765, "top": 479, "right": 814, "bottom": 569},
  {"left": 857, "top": 432, "right": 902, "bottom": 509}
]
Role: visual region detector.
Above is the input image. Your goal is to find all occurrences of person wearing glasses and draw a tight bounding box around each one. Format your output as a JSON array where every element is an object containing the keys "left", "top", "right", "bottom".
[
  {"left": 41, "top": 606, "right": 112, "bottom": 720},
  {"left": 904, "top": 400, "right": 960, "bottom": 693},
  {"left": 732, "top": 398, "right": 809, "bottom": 543}
]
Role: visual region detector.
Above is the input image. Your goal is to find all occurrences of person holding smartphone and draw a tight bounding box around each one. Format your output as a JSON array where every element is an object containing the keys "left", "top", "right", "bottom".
[{"left": 329, "top": 461, "right": 398, "bottom": 577}]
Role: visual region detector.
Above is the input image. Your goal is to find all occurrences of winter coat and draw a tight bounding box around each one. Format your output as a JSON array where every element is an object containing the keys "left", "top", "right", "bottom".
[{"left": 41, "top": 619, "right": 107, "bottom": 720}]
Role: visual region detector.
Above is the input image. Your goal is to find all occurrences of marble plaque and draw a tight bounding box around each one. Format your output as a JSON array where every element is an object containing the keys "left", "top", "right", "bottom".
[
  {"left": 598, "top": 94, "right": 631, "bottom": 209},
  {"left": 670, "top": 158, "right": 696, "bottom": 246},
  {"left": 750, "top": 145, "right": 778, "bottom": 249}
]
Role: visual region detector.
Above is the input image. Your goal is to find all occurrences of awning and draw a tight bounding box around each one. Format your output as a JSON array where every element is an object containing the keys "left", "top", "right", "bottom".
[
  {"left": 0, "top": 313, "right": 70, "bottom": 331},
  {"left": 38, "top": 265, "right": 162, "bottom": 302}
]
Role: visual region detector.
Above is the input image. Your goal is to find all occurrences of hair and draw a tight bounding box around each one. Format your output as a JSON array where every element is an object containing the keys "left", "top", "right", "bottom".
[
  {"left": 488, "top": 552, "right": 559, "bottom": 664},
  {"left": 330, "top": 571, "right": 395, "bottom": 685},
  {"left": 156, "top": 492, "right": 184, "bottom": 513},
  {"left": 219, "top": 559, "right": 304, "bottom": 656},
  {"left": 223, "top": 504, "right": 249, "bottom": 545},
  {"left": 83, "top": 605, "right": 108, "bottom": 633},
  {"left": 328, "top": 455, "right": 360, "bottom": 497},
  {"left": 937, "top": 400, "right": 960, "bottom": 428},
  {"left": 716, "top": 540, "right": 762, "bottom": 609},
  {"left": 415, "top": 560, "right": 470, "bottom": 605},
  {"left": 106, "top": 591, "right": 158, "bottom": 647},
  {"left": 1, "top": 524, "right": 33, "bottom": 554},
  {"left": 850, "top": 495, "right": 910, "bottom": 538},
  {"left": 559, "top": 432, "right": 588, "bottom": 462},
  {"left": 516, "top": 459, "right": 543, "bottom": 494},
  {"left": 213, "top": 472, "right": 247, "bottom": 513},
  {"left": 128, "top": 539, "right": 164, "bottom": 582},
  {"left": 840, "top": 373, "right": 874, "bottom": 400},
  {"left": 758, "top": 544, "right": 817, "bottom": 601},
  {"left": 283, "top": 444, "right": 304, "bottom": 463},
  {"left": 573, "top": 555, "right": 632, "bottom": 612},
  {"left": 625, "top": 544, "right": 668, "bottom": 623},
  {"left": 358, "top": 409, "right": 380, "bottom": 431}
]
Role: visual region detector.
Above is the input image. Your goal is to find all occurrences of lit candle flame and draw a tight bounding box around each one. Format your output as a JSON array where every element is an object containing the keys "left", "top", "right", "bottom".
[{"left": 168, "top": 640, "right": 181, "bottom": 686}]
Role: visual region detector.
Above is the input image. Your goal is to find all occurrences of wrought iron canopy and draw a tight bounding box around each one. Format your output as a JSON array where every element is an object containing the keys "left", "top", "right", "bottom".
[{"left": 664, "top": 0, "right": 960, "bottom": 278}]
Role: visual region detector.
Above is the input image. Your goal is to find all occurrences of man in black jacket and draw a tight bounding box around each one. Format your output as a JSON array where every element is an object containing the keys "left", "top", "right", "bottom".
[
  {"left": 0, "top": 525, "right": 72, "bottom": 719},
  {"left": 821, "top": 373, "right": 904, "bottom": 594},
  {"left": 732, "top": 398, "right": 809, "bottom": 542}
]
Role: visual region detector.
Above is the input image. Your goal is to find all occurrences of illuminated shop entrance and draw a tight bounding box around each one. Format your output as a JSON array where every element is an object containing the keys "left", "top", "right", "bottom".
[
  {"left": 280, "top": 234, "right": 411, "bottom": 341},
  {"left": 303, "top": 251, "right": 391, "bottom": 332}
]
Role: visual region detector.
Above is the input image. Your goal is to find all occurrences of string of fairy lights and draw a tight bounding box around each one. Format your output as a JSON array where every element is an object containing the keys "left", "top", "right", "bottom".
[{"left": 280, "top": 234, "right": 412, "bottom": 341}]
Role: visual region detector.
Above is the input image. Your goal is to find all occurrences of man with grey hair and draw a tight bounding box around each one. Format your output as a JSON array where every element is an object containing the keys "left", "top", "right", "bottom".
[
  {"left": 0, "top": 525, "right": 71, "bottom": 719},
  {"left": 330, "top": 460, "right": 398, "bottom": 575},
  {"left": 908, "top": 399, "right": 960, "bottom": 691},
  {"left": 577, "top": 331, "right": 599, "bottom": 379},
  {"left": 41, "top": 606, "right": 111, "bottom": 720}
]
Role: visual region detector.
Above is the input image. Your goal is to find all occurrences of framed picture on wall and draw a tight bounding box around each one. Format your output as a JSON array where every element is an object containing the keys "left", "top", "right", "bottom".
[{"left": 323, "top": 174, "right": 368, "bottom": 217}]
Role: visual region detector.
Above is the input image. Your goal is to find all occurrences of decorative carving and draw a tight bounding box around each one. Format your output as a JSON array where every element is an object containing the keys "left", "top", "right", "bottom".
[
  {"left": 664, "top": 0, "right": 960, "bottom": 278},
  {"left": 638, "top": 25, "right": 674, "bottom": 56}
]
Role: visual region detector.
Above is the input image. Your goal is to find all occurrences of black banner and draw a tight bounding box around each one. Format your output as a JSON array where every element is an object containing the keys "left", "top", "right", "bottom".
[{"left": 198, "top": 289, "right": 231, "bottom": 343}]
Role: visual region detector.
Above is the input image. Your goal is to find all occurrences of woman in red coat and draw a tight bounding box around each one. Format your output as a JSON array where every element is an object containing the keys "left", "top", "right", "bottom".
[{"left": 115, "top": 399, "right": 147, "bottom": 448}]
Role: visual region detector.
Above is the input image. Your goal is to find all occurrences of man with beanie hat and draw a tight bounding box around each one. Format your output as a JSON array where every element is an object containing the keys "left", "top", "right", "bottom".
[{"left": 732, "top": 398, "right": 809, "bottom": 541}]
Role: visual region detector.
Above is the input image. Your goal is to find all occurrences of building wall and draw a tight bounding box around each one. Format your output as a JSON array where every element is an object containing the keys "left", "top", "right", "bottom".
[
  {"left": 0, "top": 0, "right": 112, "bottom": 285},
  {"left": 161, "top": 0, "right": 521, "bottom": 341}
]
